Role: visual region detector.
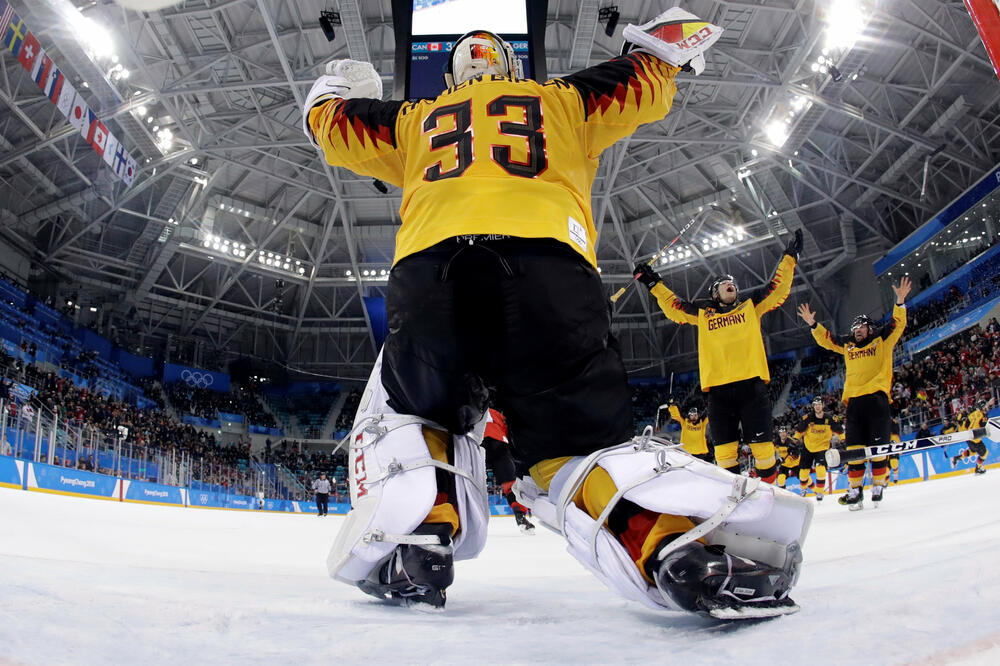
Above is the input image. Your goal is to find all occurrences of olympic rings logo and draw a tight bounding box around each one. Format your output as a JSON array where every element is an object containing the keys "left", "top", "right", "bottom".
[{"left": 180, "top": 369, "right": 215, "bottom": 388}]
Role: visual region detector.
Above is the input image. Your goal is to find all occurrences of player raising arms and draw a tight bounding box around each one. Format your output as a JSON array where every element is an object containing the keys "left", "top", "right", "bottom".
[
  {"left": 797, "top": 277, "right": 911, "bottom": 509},
  {"left": 793, "top": 397, "right": 842, "bottom": 501},
  {"left": 633, "top": 230, "right": 802, "bottom": 482},
  {"left": 305, "top": 7, "right": 811, "bottom": 620}
]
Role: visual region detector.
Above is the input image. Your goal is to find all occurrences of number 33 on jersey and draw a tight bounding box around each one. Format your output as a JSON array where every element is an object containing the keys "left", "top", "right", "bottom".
[{"left": 307, "top": 53, "right": 680, "bottom": 268}]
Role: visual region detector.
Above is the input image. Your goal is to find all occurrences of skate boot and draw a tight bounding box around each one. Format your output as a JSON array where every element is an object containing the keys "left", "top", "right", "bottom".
[
  {"left": 514, "top": 511, "right": 536, "bottom": 534},
  {"left": 646, "top": 541, "right": 798, "bottom": 620},
  {"left": 974, "top": 463, "right": 987, "bottom": 475},
  {"left": 357, "top": 523, "right": 454, "bottom": 610},
  {"left": 838, "top": 487, "right": 863, "bottom": 510},
  {"left": 950, "top": 455, "right": 960, "bottom": 469},
  {"left": 871, "top": 484, "right": 884, "bottom": 507}
]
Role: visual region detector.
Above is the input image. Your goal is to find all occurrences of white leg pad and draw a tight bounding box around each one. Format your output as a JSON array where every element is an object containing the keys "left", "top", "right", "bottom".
[
  {"left": 327, "top": 351, "right": 490, "bottom": 583},
  {"left": 515, "top": 430, "right": 813, "bottom": 613}
]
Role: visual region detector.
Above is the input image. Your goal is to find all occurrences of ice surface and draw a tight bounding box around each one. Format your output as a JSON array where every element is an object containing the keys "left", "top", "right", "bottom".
[{"left": 2, "top": 472, "right": 1000, "bottom": 665}]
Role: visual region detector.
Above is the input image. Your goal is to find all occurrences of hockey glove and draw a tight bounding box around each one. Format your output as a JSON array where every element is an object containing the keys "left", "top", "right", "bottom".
[
  {"left": 302, "top": 59, "right": 383, "bottom": 150},
  {"left": 784, "top": 229, "right": 803, "bottom": 259},
  {"left": 621, "top": 7, "right": 724, "bottom": 75},
  {"left": 633, "top": 263, "right": 662, "bottom": 290}
]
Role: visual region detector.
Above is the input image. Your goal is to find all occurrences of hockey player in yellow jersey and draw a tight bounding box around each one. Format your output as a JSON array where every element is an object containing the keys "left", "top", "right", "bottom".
[
  {"left": 775, "top": 426, "right": 800, "bottom": 489},
  {"left": 632, "top": 230, "right": 802, "bottom": 483},
  {"left": 666, "top": 400, "right": 712, "bottom": 462},
  {"left": 793, "top": 397, "right": 843, "bottom": 501},
  {"left": 307, "top": 10, "right": 810, "bottom": 620},
  {"left": 797, "top": 276, "right": 911, "bottom": 510},
  {"left": 951, "top": 400, "right": 991, "bottom": 475}
]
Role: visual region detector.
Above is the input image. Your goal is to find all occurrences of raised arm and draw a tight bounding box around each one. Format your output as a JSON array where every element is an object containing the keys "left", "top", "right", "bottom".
[
  {"left": 560, "top": 53, "right": 679, "bottom": 157},
  {"left": 303, "top": 60, "right": 406, "bottom": 186},
  {"left": 882, "top": 277, "right": 912, "bottom": 347},
  {"left": 752, "top": 230, "right": 801, "bottom": 317},
  {"left": 798, "top": 303, "right": 846, "bottom": 354},
  {"left": 634, "top": 263, "right": 699, "bottom": 325}
]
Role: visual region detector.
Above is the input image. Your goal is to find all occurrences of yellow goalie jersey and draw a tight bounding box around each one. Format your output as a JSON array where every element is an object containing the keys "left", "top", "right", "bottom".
[
  {"left": 308, "top": 54, "right": 680, "bottom": 267},
  {"left": 812, "top": 305, "right": 906, "bottom": 402},
  {"left": 648, "top": 254, "right": 797, "bottom": 390}
]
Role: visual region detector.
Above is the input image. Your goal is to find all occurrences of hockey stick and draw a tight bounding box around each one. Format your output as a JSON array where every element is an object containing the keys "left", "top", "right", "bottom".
[
  {"left": 825, "top": 426, "right": 991, "bottom": 467},
  {"left": 609, "top": 207, "right": 724, "bottom": 304},
  {"left": 655, "top": 403, "right": 670, "bottom": 431}
]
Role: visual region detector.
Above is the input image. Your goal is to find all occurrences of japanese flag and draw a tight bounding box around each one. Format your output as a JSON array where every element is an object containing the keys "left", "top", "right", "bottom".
[{"left": 66, "top": 90, "right": 90, "bottom": 132}]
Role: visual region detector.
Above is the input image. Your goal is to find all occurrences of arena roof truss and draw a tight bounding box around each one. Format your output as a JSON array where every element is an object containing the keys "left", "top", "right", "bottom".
[{"left": 0, "top": 0, "right": 997, "bottom": 378}]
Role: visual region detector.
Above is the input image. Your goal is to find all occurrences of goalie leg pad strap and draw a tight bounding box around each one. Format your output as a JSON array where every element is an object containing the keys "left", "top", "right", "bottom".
[
  {"left": 525, "top": 428, "right": 812, "bottom": 612},
  {"left": 327, "top": 352, "right": 488, "bottom": 583}
]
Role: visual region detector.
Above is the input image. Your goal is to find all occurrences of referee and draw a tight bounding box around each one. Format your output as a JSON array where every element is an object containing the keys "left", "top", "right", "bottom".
[{"left": 312, "top": 472, "right": 332, "bottom": 517}]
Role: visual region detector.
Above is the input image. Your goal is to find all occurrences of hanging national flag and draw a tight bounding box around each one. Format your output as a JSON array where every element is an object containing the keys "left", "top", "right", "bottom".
[
  {"left": 110, "top": 139, "right": 128, "bottom": 176},
  {"left": 38, "top": 56, "right": 64, "bottom": 103},
  {"left": 0, "top": 6, "right": 136, "bottom": 188},
  {"left": 1, "top": 11, "right": 23, "bottom": 55},
  {"left": 122, "top": 154, "right": 137, "bottom": 187},
  {"left": 86, "top": 112, "right": 110, "bottom": 156},
  {"left": 56, "top": 78, "right": 76, "bottom": 117},
  {"left": 102, "top": 132, "right": 119, "bottom": 168},
  {"left": 0, "top": 4, "right": 14, "bottom": 39},
  {"left": 16, "top": 30, "right": 40, "bottom": 74},
  {"left": 67, "top": 90, "right": 90, "bottom": 133}
]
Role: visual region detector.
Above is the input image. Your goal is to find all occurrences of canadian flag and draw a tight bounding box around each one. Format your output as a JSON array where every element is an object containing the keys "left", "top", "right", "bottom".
[
  {"left": 429, "top": 42, "right": 440, "bottom": 52},
  {"left": 86, "top": 112, "right": 110, "bottom": 156}
]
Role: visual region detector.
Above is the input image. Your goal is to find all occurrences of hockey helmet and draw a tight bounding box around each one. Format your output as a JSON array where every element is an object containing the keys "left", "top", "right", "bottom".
[
  {"left": 710, "top": 274, "right": 738, "bottom": 300},
  {"left": 812, "top": 396, "right": 824, "bottom": 407},
  {"left": 851, "top": 314, "right": 873, "bottom": 334},
  {"left": 444, "top": 30, "right": 523, "bottom": 88}
]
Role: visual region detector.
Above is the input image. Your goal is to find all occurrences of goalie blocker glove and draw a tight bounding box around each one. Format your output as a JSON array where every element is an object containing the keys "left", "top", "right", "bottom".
[
  {"left": 621, "top": 7, "right": 724, "bottom": 76},
  {"left": 302, "top": 59, "right": 383, "bottom": 150}
]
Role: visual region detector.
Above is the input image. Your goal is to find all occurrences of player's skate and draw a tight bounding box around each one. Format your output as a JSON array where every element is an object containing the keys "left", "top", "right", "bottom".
[
  {"left": 839, "top": 487, "right": 863, "bottom": 510},
  {"left": 974, "top": 463, "right": 987, "bottom": 475},
  {"left": 621, "top": 7, "right": 724, "bottom": 76},
  {"left": 950, "top": 454, "right": 961, "bottom": 469},
  {"left": 514, "top": 511, "right": 536, "bottom": 534},
  {"left": 357, "top": 523, "right": 454, "bottom": 610},
  {"left": 871, "top": 484, "right": 884, "bottom": 507},
  {"left": 646, "top": 541, "right": 798, "bottom": 620}
]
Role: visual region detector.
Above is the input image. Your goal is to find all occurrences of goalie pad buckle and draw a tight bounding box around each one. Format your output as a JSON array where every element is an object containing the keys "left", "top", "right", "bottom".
[
  {"left": 517, "top": 427, "right": 812, "bottom": 614},
  {"left": 327, "top": 351, "right": 489, "bottom": 587}
]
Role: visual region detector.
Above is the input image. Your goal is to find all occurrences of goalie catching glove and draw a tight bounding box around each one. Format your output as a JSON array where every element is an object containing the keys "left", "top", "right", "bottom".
[
  {"left": 621, "top": 7, "right": 724, "bottom": 76},
  {"left": 302, "top": 59, "right": 383, "bottom": 150}
]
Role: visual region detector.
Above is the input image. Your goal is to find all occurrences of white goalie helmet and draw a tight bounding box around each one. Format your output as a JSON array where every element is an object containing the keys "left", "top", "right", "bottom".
[{"left": 444, "top": 30, "right": 523, "bottom": 88}]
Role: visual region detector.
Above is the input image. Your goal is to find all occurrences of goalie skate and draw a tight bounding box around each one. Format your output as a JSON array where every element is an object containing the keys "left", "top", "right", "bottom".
[{"left": 648, "top": 541, "right": 800, "bottom": 620}]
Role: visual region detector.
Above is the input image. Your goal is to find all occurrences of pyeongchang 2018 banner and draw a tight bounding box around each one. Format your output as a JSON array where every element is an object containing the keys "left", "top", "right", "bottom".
[
  {"left": 163, "top": 363, "right": 231, "bottom": 393},
  {"left": 0, "top": 3, "right": 137, "bottom": 186}
]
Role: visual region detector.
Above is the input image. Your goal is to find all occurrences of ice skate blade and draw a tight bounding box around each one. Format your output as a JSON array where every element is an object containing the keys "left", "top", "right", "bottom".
[
  {"left": 706, "top": 602, "right": 800, "bottom": 621},
  {"left": 848, "top": 503, "right": 864, "bottom": 512}
]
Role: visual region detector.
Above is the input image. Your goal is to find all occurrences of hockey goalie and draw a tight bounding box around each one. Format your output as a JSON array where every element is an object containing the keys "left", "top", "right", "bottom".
[{"left": 304, "top": 7, "right": 813, "bottom": 621}]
